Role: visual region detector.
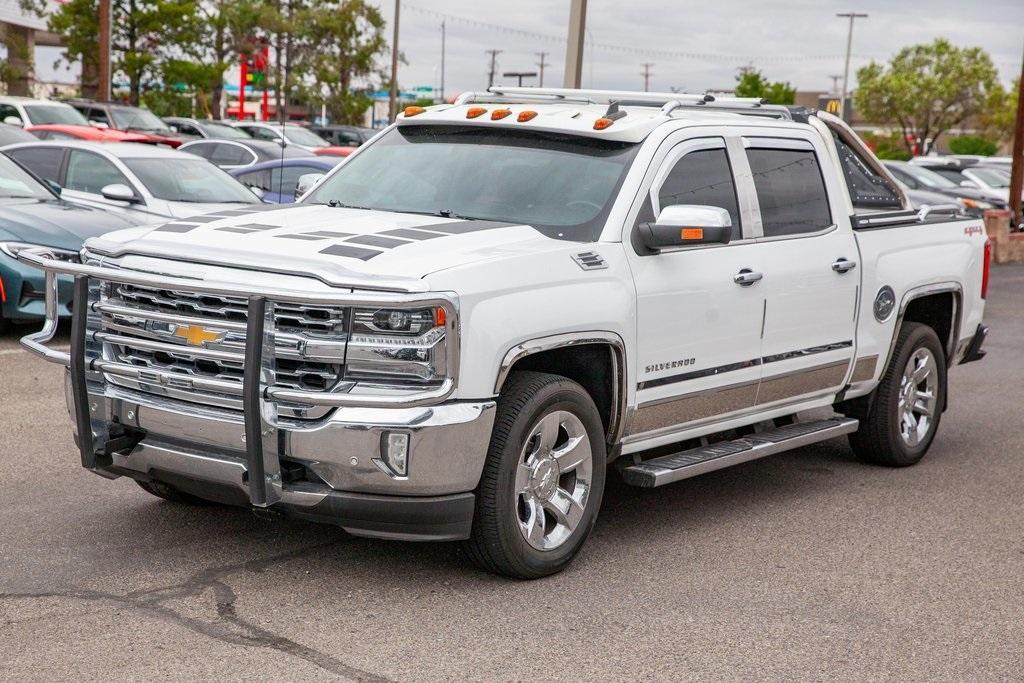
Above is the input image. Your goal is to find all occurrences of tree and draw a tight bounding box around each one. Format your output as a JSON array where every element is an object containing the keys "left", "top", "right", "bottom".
[
  {"left": 21, "top": 0, "right": 195, "bottom": 104},
  {"left": 947, "top": 135, "right": 998, "bottom": 156},
  {"left": 734, "top": 67, "right": 795, "bottom": 105},
  {"left": 979, "top": 78, "right": 1020, "bottom": 144},
  {"left": 854, "top": 39, "right": 1000, "bottom": 156},
  {"left": 300, "top": 0, "right": 387, "bottom": 124}
]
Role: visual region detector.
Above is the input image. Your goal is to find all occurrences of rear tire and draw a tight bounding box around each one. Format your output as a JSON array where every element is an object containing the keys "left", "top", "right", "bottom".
[
  {"left": 135, "top": 479, "right": 218, "bottom": 505},
  {"left": 464, "top": 371, "right": 607, "bottom": 579},
  {"left": 847, "top": 322, "right": 946, "bottom": 467}
]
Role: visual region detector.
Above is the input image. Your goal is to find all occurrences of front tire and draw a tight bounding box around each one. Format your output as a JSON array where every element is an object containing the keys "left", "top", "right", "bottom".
[
  {"left": 464, "top": 371, "right": 607, "bottom": 579},
  {"left": 848, "top": 322, "right": 946, "bottom": 467}
]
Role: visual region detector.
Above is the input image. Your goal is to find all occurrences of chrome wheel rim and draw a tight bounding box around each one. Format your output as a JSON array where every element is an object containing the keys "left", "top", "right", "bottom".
[
  {"left": 898, "top": 347, "right": 939, "bottom": 448},
  {"left": 515, "top": 410, "right": 593, "bottom": 551}
]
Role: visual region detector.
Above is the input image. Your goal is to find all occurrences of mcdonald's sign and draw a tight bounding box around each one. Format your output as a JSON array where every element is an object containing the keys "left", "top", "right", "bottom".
[{"left": 818, "top": 96, "right": 852, "bottom": 121}]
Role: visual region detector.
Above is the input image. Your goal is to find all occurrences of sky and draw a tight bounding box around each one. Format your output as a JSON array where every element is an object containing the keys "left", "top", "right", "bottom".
[
  {"left": 33, "top": 0, "right": 1024, "bottom": 96},
  {"left": 379, "top": 0, "right": 1023, "bottom": 97}
]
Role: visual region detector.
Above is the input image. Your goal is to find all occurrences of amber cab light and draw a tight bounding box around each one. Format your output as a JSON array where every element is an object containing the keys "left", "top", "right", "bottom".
[
  {"left": 593, "top": 117, "right": 614, "bottom": 130},
  {"left": 403, "top": 106, "right": 426, "bottom": 117},
  {"left": 491, "top": 109, "right": 512, "bottom": 120},
  {"left": 466, "top": 107, "right": 487, "bottom": 119},
  {"left": 517, "top": 111, "right": 538, "bottom": 122}
]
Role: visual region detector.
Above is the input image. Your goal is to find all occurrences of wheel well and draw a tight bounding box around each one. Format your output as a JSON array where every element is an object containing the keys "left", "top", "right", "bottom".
[
  {"left": 504, "top": 344, "right": 619, "bottom": 441},
  {"left": 902, "top": 292, "right": 956, "bottom": 359}
]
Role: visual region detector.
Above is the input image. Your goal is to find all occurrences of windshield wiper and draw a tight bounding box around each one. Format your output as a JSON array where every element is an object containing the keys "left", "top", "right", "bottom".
[{"left": 326, "top": 200, "right": 372, "bottom": 210}]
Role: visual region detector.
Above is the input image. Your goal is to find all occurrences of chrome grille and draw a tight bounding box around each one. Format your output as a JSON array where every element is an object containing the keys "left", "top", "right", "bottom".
[{"left": 96, "top": 282, "right": 349, "bottom": 417}]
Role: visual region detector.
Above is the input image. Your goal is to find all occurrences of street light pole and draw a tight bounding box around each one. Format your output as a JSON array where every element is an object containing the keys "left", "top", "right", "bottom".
[
  {"left": 836, "top": 11, "right": 867, "bottom": 121},
  {"left": 388, "top": 0, "right": 401, "bottom": 122},
  {"left": 439, "top": 20, "right": 446, "bottom": 103},
  {"left": 563, "top": 0, "right": 587, "bottom": 88}
]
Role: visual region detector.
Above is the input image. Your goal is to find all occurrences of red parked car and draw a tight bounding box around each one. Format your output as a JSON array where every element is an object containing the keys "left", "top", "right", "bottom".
[
  {"left": 25, "top": 124, "right": 152, "bottom": 144},
  {"left": 312, "top": 146, "right": 357, "bottom": 157},
  {"left": 62, "top": 99, "right": 192, "bottom": 147}
]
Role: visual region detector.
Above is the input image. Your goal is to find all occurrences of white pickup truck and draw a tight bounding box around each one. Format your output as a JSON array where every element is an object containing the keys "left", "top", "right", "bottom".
[{"left": 19, "top": 87, "right": 990, "bottom": 579}]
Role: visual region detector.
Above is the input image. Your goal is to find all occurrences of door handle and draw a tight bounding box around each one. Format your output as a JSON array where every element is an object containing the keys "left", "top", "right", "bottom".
[
  {"left": 733, "top": 269, "right": 763, "bottom": 286},
  {"left": 832, "top": 258, "right": 857, "bottom": 274}
]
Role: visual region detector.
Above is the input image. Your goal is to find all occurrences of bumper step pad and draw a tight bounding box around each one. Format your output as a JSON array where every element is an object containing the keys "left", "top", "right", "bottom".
[{"left": 620, "top": 417, "right": 859, "bottom": 488}]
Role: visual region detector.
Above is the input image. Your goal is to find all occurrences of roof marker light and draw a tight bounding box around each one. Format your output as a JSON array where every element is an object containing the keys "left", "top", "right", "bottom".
[
  {"left": 593, "top": 117, "right": 614, "bottom": 130},
  {"left": 466, "top": 107, "right": 487, "bottom": 119},
  {"left": 517, "top": 111, "right": 538, "bottom": 122},
  {"left": 403, "top": 106, "right": 426, "bottom": 117},
  {"left": 491, "top": 109, "right": 512, "bottom": 120}
]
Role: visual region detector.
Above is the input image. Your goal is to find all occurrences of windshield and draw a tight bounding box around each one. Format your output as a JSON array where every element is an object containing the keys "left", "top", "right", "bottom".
[
  {"left": 24, "top": 104, "right": 89, "bottom": 126},
  {"left": 970, "top": 167, "right": 1010, "bottom": 188},
  {"left": 282, "top": 126, "right": 330, "bottom": 147},
  {"left": 902, "top": 164, "right": 957, "bottom": 189},
  {"left": 123, "top": 158, "right": 259, "bottom": 203},
  {"left": 110, "top": 107, "right": 173, "bottom": 133},
  {"left": 0, "top": 153, "right": 53, "bottom": 199},
  {"left": 304, "top": 125, "right": 640, "bottom": 241},
  {"left": 207, "top": 123, "right": 251, "bottom": 139}
]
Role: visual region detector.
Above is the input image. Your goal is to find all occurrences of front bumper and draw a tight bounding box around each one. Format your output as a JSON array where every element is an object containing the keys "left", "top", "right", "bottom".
[
  {"left": 0, "top": 253, "right": 73, "bottom": 322},
  {"left": 22, "top": 249, "right": 495, "bottom": 541}
]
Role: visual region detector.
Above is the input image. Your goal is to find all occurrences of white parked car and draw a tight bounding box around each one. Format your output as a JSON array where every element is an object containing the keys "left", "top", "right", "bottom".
[
  {"left": 0, "top": 96, "right": 91, "bottom": 128},
  {"left": 1, "top": 140, "right": 262, "bottom": 222},
  {"left": 18, "top": 88, "right": 989, "bottom": 579},
  {"left": 231, "top": 121, "right": 332, "bottom": 152}
]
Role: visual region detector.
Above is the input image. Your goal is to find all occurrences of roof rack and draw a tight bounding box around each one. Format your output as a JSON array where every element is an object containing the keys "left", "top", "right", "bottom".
[{"left": 466, "top": 86, "right": 795, "bottom": 121}]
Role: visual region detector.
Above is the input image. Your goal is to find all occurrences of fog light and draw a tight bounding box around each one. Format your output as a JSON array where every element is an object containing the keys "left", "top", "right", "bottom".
[{"left": 381, "top": 432, "right": 409, "bottom": 477}]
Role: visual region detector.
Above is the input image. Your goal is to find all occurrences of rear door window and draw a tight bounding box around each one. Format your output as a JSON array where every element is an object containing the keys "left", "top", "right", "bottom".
[
  {"left": 86, "top": 107, "right": 110, "bottom": 126},
  {"left": 7, "top": 146, "right": 65, "bottom": 184},
  {"left": 747, "top": 147, "right": 832, "bottom": 237}
]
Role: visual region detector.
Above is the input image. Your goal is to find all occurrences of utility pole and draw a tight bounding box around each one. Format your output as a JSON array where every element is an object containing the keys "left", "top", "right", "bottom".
[
  {"left": 536, "top": 52, "right": 548, "bottom": 87},
  {"left": 503, "top": 71, "right": 537, "bottom": 87},
  {"left": 97, "top": 0, "right": 112, "bottom": 100},
  {"left": 828, "top": 74, "right": 842, "bottom": 95},
  {"left": 836, "top": 11, "right": 867, "bottom": 121},
  {"left": 439, "top": 21, "right": 446, "bottom": 103},
  {"left": 1009, "top": 43, "right": 1024, "bottom": 228},
  {"left": 388, "top": 0, "right": 401, "bottom": 122},
  {"left": 641, "top": 63, "right": 654, "bottom": 92},
  {"left": 563, "top": 0, "right": 587, "bottom": 88},
  {"left": 486, "top": 49, "right": 502, "bottom": 88}
]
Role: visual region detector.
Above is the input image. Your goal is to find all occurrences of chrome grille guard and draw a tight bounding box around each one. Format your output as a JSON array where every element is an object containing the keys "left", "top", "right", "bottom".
[{"left": 17, "top": 248, "right": 460, "bottom": 507}]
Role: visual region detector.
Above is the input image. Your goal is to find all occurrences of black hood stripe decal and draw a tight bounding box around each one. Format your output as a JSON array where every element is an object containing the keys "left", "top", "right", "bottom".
[
  {"left": 344, "top": 234, "right": 412, "bottom": 249},
  {"left": 379, "top": 228, "right": 445, "bottom": 241},
  {"left": 319, "top": 244, "right": 383, "bottom": 261}
]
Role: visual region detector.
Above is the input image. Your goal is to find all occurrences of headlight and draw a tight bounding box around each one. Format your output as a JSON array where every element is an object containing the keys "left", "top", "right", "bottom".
[
  {"left": 0, "top": 241, "right": 81, "bottom": 262},
  {"left": 345, "top": 306, "right": 449, "bottom": 385}
]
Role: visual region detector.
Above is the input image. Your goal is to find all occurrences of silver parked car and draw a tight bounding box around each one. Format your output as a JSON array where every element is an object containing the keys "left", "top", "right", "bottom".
[{"left": 0, "top": 140, "right": 262, "bottom": 223}]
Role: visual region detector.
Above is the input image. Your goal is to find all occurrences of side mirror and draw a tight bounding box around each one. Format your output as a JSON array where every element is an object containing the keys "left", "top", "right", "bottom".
[
  {"left": 47, "top": 180, "right": 62, "bottom": 196},
  {"left": 639, "top": 205, "right": 732, "bottom": 251},
  {"left": 248, "top": 185, "right": 266, "bottom": 200},
  {"left": 3, "top": 115, "right": 23, "bottom": 127},
  {"left": 100, "top": 183, "right": 138, "bottom": 203},
  {"left": 294, "top": 173, "right": 325, "bottom": 199}
]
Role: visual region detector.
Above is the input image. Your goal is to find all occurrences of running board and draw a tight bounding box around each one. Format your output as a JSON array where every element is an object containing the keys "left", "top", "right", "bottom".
[{"left": 620, "top": 417, "right": 859, "bottom": 488}]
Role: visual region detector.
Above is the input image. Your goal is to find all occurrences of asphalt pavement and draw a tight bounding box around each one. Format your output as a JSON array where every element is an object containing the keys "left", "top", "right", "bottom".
[{"left": 2, "top": 265, "right": 1023, "bottom": 681}]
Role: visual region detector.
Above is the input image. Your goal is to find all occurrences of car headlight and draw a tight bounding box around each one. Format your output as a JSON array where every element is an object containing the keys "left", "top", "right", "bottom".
[
  {"left": 0, "top": 241, "right": 81, "bottom": 262},
  {"left": 345, "top": 306, "right": 450, "bottom": 385}
]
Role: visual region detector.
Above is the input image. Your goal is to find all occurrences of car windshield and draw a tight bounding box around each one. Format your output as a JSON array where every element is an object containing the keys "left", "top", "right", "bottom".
[
  {"left": 0, "top": 153, "right": 53, "bottom": 199},
  {"left": 282, "top": 126, "right": 330, "bottom": 147},
  {"left": 971, "top": 167, "right": 1010, "bottom": 188},
  {"left": 304, "top": 125, "right": 641, "bottom": 241},
  {"left": 24, "top": 104, "right": 89, "bottom": 126},
  {"left": 111, "top": 107, "right": 173, "bottom": 133},
  {"left": 206, "top": 122, "right": 251, "bottom": 139},
  {"left": 123, "top": 158, "right": 260, "bottom": 203},
  {"left": 901, "top": 164, "right": 958, "bottom": 189}
]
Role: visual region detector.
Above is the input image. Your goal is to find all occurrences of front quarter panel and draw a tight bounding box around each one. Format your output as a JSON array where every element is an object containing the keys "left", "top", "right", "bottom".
[{"left": 425, "top": 243, "right": 636, "bottom": 402}]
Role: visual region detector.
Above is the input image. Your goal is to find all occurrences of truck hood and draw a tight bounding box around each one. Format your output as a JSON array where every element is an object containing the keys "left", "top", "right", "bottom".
[{"left": 86, "top": 204, "right": 568, "bottom": 290}]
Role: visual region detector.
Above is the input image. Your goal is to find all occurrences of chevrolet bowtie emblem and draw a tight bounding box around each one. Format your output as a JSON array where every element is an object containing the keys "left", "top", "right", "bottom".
[{"left": 173, "top": 324, "right": 225, "bottom": 346}]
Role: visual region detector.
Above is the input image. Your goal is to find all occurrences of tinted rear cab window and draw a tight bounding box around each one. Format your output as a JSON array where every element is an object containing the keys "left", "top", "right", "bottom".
[{"left": 747, "top": 147, "right": 832, "bottom": 237}]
